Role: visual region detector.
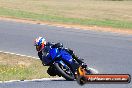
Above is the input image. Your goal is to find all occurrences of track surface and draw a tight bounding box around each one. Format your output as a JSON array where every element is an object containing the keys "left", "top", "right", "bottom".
[{"left": 0, "top": 20, "right": 132, "bottom": 88}]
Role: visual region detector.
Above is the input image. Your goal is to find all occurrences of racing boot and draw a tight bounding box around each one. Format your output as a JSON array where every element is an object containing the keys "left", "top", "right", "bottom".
[{"left": 47, "top": 66, "right": 58, "bottom": 76}]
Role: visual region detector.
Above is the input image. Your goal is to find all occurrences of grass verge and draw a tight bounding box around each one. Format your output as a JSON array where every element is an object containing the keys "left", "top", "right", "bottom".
[
  {"left": 0, "top": 52, "right": 52, "bottom": 81},
  {"left": 0, "top": 7, "right": 132, "bottom": 29}
]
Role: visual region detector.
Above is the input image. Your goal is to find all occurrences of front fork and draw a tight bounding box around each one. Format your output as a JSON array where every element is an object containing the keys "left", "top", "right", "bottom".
[
  {"left": 57, "top": 60, "right": 80, "bottom": 75},
  {"left": 55, "top": 60, "right": 69, "bottom": 71}
]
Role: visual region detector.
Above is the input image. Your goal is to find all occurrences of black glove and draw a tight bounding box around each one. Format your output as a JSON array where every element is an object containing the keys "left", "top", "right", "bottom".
[{"left": 81, "top": 63, "right": 87, "bottom": 69}]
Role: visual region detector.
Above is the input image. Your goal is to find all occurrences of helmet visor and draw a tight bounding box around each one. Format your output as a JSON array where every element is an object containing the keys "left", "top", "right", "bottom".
[{"left": 36, "top": 45, "right": 42, "bottom": 51}]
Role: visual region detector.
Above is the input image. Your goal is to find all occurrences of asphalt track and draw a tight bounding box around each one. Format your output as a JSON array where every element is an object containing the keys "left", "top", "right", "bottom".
[{"left": 0, "top": 20, "right": 132, "bottom": 88}]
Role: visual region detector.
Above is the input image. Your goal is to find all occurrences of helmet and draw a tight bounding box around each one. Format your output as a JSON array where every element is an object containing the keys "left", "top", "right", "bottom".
[{"left": 34, "top": 37, "right": 46, "bottom": 52}]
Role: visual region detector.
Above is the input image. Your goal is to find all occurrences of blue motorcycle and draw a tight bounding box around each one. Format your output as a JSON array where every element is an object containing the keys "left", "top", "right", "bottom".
[{"left": 41, "top": 45, "right": 81, "bottom": 80}]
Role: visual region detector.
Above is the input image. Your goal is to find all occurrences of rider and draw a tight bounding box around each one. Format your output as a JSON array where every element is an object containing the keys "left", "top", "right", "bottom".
[{"left": 34, "top": 37, "right": 89, "bottom": 75}]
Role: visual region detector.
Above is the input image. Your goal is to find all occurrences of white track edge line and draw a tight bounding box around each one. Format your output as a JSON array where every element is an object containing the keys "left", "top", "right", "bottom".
[
  {"left": 0, "top": 51, "right": 39, "bottom": 59},
  {"left": 0, "top": 77, "right": 65, "bottom": 83}
]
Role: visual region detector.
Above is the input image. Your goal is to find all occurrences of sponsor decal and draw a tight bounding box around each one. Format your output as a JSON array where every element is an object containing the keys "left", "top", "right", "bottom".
[{"left": 76, "top": 66, "right": 131, "bottom": 85}]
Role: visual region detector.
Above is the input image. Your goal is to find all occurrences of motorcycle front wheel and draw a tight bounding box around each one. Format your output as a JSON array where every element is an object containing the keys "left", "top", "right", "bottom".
[{"left": 54, "top": 63, "right": 75, "bottom": 81}]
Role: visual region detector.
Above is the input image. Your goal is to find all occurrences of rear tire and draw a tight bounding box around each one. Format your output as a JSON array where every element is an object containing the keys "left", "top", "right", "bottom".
[{"left": 54, "top": 63, "right": 75, "bottom": 81}]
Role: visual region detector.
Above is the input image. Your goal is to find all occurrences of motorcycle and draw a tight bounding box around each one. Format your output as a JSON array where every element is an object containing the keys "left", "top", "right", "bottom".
[{"left": 41, "top": 45, "right": 95, "bottom": 81}]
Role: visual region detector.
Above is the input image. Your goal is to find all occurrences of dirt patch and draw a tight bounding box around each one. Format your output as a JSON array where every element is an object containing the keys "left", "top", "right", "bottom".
[{"left": 0, "top": 16, "right": 132, "bottom": 35}]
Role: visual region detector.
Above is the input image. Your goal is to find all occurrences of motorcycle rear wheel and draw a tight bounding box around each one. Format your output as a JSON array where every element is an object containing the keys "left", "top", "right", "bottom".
[{"left": 54, "top": 63, "right": 75, "bottom": 81}]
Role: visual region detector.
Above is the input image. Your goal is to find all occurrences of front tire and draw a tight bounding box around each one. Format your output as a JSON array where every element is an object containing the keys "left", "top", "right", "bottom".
[{"left": 54, "top": 63, "right": 75, "bottom": 81}]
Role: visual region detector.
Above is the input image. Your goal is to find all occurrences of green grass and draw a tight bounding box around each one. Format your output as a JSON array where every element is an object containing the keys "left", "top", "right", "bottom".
[
  {"left": 0, "top": 0, "right": 132, "bottom": 29},
  {"left": 0, "top": 7, "right": 132, "bottom": 29},
  {"left": 0, "top": 52, "right": 52, "bottom": 81}
]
